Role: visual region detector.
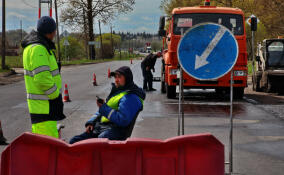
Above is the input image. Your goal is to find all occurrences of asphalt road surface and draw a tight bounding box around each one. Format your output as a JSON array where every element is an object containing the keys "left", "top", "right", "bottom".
[{"left": 0, "top": 59, "right": 284, "bottom": 174}]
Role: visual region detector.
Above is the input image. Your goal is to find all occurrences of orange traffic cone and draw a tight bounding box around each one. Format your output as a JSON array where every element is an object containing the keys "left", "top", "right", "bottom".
[
  {"left": 93, "top": 73, "right": 97, "bottom": 86},
  {"left": 63, "top": 84, "right": 71, "bottom": 102},
  {"left": 108, "top": 68, "right": 111, "bottom": 78},
  {"left": 0, "top": 121, "right": 8, "bottom": 145},
  {"left": 130, "top": 59, "right": 133, "bottom": 64}
]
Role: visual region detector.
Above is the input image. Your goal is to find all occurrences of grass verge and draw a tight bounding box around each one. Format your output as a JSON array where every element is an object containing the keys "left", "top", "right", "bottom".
[{"left": 1, "top": 51, "right": 141, "bottom": 69}]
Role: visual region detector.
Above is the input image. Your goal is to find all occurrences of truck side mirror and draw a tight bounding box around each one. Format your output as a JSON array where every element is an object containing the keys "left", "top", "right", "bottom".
[
  {"left": 251, "top": 17, "right": 257, "bottom": 31},
  {"left": 256, "top": 56, "right": 260, "bottom": 62},
  {"left": 158, "top": 16, "right": 167, "bottom": 37}
]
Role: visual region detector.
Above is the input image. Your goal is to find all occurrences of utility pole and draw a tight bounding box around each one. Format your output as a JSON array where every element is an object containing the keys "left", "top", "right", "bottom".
[
  {"left": 99, "top": 20, "right": 103, "bottom": 59},
  {"left": 110, "top": 26, "right": 114, "bottom": 55},
  {"left": 54, "top": 0, "right": 61, "bottom": 67},
  {"left": 83, "top": 8, "right": 89, "bottom": 59},
  {"left": 2, "top": 0, "right": 6, "bottom": 70},
  {"left": 20, "top": 20, "right": 23, "bottom": 42}
]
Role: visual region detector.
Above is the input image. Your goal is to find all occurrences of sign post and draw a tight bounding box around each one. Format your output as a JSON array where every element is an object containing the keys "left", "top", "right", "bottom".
[
  {"left": 177, "top": 23, "right": 238, "bottom": 173},
  {"left": 63, "top": 39, "right": 70, "bottom": 61}
]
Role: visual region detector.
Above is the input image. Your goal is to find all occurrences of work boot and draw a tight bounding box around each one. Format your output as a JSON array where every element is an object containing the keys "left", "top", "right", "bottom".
[{"left": 149, "top": 88, "right": 156, "bottom": 91}]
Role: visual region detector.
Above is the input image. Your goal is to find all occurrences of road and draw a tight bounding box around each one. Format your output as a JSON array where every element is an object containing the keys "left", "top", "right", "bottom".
[{"left": 0, "top": 59, "right": 284, "bottom": 174}]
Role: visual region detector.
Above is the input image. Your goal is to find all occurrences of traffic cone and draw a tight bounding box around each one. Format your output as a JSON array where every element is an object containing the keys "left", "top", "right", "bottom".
[
  {"left": 108, "top": 68, "right": 111, "bottom": 78},
  {"left": 0, "top": 121, "right": 8, "bottom": 145},
  {"left": 63, "top": 84, "right": 71, "bottom": 102},
  {"left": 93, "top": 73, "right": 97, "bottom": 86},
  {"left": 130, "top": 59, "right": 133, "bottom": 64}
]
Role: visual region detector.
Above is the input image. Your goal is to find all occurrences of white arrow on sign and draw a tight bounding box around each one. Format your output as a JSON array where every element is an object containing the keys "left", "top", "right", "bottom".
[{"left": 195, "top": 27, "right": 226, "bottom": 70}]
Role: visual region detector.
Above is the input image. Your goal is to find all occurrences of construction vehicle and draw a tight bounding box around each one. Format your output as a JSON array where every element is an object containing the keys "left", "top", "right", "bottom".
[
  {"left": 253, "top": 38, "right": 284, "bottom": 93},
  {"left": 158, "top": 0, "right": 247, "bottom": 99}
]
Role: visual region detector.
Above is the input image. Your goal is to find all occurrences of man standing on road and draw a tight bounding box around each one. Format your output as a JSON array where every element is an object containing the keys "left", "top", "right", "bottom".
[
  {"left": 69, "top": 66, "right": 145, "bottom": 144},
  {"left": 141, "top": 52, "right": 162, "bottom": 91},
  {"left": 21, "top": 16, "right": 66, "bottom": 138}
]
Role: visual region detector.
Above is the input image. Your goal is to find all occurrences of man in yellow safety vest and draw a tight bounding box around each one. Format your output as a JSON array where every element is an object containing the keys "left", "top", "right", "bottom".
[
  {"left": 22, "top": 16, "right": 66, "bottom": 138},
  {"left": 69, "top": 66, "right": 145, "bottom": 143}
]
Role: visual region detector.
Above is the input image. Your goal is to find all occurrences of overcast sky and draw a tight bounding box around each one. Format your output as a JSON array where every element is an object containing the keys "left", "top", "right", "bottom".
[{"left": 0, "top": 0, "right": 164, "bottom": 34}]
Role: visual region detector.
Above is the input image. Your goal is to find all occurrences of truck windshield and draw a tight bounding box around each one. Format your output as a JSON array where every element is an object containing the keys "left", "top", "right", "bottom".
[
  {"left": 267, "top": 41, "right": 284, "bottom": 67},
  {"left": 173, "top": 13, "right": 244, "bottom": 35}
]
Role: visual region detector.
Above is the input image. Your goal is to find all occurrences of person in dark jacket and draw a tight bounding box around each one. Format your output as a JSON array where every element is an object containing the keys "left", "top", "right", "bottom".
[
  {"left": 141, "top": 52, "right": 162, "bottom": 91},
  {"left": 69, "top": 66, "right": 145, "bottom": 144}
]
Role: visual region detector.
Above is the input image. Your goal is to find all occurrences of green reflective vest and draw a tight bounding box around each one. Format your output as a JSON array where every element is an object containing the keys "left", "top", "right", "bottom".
[
  {"left": 23, "top": 44, "right": 62, "bottom": 116},
  {"left": 100, "top": 91, "right": 143, "bottom": 123}
]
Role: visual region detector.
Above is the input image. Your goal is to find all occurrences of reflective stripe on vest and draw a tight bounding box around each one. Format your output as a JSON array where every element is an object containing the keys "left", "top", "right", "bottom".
[
  {"left": 100, "top": 91, "right": 144, "bottom": 123},
  {"left": 45, "top": 84, "right": 57, "bottom": 95},
  {"left": 51, "top": 69, "right": 60, "bottom": 76},
  {"left": 27, "top": 94, "right": 49, "bottom": 100},
  {"left": 24, "top": 66, "right": 50, "bottom": 77},
  {"left": 24, "top": 67, "right": 60, "bottom": 77},
  {"left": 27, "top": 87, "right": 61, "bottom": 100}
]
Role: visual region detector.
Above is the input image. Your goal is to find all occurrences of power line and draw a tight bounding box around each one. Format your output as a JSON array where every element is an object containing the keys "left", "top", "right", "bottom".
[{"left": 22, "top": 0, "right": 37, "bottom": 8}]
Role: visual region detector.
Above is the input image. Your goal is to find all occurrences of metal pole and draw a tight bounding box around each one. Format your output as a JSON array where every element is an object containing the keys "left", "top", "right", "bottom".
[
  {"left": 65, "top": 45, "right": 67, "bottom": 62},
  {"left": 178, "top": 28, "right": 184, "bottom": 136},
  {"left": 178, "top": 66, "right": 182, "bottom": 136},
  {"left": 1, "top": 0, "right": 6, "bottom": 70},
  {"left": 99, "top": 20, "right": 103, "bottom": 59},
  {"left": 49, "top": 0, "right": 52, "bottom": 17},
  {"left": 110, "top": 26, "right": 114, "bottom": 55},
  {"left": 54, "top": 0, "right": 61, "bottom": 68},
  {"left": 252, "top": 31, "right": 255, "bottom": 81},
  {"left": 181, "top": 67, "right": 184, "bottom": 135},
  {"left": 229, "top": 70, "right": 234, "bottom": 173},
  {"left": 38, "top": 0, "right": 41, "bottom": 19},
  {"left": 20, "top": 20, "right": 23, "bottom": 42}
]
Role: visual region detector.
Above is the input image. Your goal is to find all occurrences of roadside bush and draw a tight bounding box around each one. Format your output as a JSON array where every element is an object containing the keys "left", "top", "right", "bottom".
[{"left": 60, "top": 36, "right": 86, "bottom": 60}]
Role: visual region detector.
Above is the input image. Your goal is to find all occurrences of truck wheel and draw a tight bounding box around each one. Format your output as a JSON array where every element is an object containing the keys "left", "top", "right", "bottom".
[
  {"left": 233, "top": 87, "right": 244, "bottom": 99},
  {"left": 161, "top": 63, "right": 166, "bottom": 93},
  {"left": 166, "top": 84, "right": 176, "bottom": 99}
]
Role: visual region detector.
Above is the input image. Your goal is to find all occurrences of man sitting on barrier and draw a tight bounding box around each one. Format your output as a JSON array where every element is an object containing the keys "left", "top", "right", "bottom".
[{"left": 69, "top": 66, "right": 145, "bottom": 144}]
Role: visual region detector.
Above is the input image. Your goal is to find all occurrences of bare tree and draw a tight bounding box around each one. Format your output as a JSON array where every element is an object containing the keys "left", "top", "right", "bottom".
[{"left": 59, "top": 0, "right": 135, "bottom": 59}]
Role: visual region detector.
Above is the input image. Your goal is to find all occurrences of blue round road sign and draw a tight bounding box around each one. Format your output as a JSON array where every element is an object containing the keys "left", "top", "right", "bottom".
[{"left": 178, "top": 23, "right": 238, "bottom": 80}]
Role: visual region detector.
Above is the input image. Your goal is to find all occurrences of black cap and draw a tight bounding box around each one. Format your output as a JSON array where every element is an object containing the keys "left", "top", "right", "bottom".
[
  {"left": 110, "top": 66, "right": 133, "bottom": 85},
  {"left": 37, "top": 16, "right": 56, "bottom": 35}
]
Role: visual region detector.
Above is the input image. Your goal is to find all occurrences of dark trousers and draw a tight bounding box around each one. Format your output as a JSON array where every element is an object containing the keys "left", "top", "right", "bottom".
[
  {"left": 69, "top": 127, "right": 126, "bottom": 144},
  {"left": 141, "top": 65, "right": 153, "bottom": 90}
]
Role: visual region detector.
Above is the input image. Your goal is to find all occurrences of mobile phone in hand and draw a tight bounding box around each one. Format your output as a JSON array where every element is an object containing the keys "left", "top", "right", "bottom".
[{"left": 96, "top": 95, "right": 104, "bottom": 104}]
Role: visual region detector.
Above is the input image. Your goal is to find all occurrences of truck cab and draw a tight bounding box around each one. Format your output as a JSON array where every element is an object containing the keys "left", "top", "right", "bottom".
[
  {"left": 159, "top": 1, "right": 247, "bottom": 99},
  {"left": 253, "top": 38, "right": 284, "bottom": 93}
]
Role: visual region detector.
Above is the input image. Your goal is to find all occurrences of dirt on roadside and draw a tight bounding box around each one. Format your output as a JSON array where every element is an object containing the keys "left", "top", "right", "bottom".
[{"left": 0, "top": 69, "right": 24, "bottom": 86}]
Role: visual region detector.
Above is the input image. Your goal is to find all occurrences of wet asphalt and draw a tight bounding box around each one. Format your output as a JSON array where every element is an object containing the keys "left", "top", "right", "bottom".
[{"left": 0, "top": 59, "right": 284, "bottom": 174}]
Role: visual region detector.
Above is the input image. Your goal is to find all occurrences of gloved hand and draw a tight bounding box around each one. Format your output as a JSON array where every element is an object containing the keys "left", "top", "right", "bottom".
[
  {"left": 96, "top": 98, "right": 105, "bottom": 108},
  {"left": 49, "top": 94, "right": 66, "bottom": 121}
]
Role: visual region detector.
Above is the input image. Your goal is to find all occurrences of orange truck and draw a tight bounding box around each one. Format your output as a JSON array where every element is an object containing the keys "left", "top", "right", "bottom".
[{"left": 159, "top": 0, "right": 247, "bottom": 99}]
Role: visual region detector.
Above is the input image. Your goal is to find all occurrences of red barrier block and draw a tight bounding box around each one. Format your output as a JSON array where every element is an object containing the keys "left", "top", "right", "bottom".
[{"left": 1, "top": 132, "right": 224, "bottom": 175}]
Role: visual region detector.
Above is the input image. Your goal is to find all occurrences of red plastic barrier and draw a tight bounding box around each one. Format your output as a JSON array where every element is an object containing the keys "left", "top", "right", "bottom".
[{"left": 1, "top": 132, "right": 224, "bottom": 175}]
